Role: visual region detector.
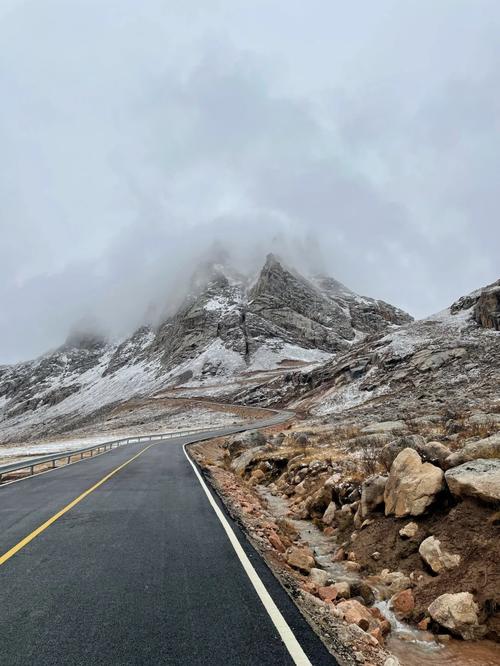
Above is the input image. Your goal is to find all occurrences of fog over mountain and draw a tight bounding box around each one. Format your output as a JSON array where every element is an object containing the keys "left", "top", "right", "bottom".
[{"left": 1, "top": 0, "right": 499, "bottom": 362}]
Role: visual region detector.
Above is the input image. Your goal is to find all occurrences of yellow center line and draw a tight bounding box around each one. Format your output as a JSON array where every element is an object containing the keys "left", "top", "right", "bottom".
[{"left": 0, "top": 442, "right": 156, "bottom": 567}]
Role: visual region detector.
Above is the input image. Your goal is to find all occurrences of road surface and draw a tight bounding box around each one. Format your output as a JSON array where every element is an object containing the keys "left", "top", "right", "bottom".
[{"left": 0, "top": 416, "right": 336, "bottom": 665}]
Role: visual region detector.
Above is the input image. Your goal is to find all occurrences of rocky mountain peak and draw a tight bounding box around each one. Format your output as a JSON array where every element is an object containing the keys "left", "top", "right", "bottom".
[{"left": 0, "top": 253, "right": 416, "bottom": 443}]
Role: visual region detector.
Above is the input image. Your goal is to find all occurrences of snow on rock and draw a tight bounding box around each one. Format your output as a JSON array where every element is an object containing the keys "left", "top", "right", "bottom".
[
  {"left": 170, "top": 339, "right": 246, "bottom": 386},
  {"left": 248, "top": 341, "right": 331, "bottom": 372},
  {"left": 312, "top": 374, "right": 388, "bottom": 416}
]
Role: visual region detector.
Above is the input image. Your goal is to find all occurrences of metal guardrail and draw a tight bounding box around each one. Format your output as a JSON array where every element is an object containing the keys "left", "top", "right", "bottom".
[
  {"left": 0, "top": 410, "right": 293, "bottom": 484},
  {"left": 0, "top": 425, "right": 234, "bottom": 482}
]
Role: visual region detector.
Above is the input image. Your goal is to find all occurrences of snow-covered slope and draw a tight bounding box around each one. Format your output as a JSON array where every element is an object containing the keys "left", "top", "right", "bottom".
[{"left": 0, "top": 254, "right": 412, "bottom": 442}]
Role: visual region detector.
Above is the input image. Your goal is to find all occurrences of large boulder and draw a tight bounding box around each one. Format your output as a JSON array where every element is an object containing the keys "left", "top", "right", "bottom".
[
  {"left": 359, "top": 475, "right": 387, "bottom": 518},
  {"left": 226, "top": 430, "right": 266, "bottom": 456},
  {"left": 419, "top": 536, "right": 460, "bottom": 573},
  {"left": 428, "top": 592, "right": 486, "bottom": 640},
  {"left": 445, "top": 459, "right": 500, "bottom": 503},
  {"left": 445, "top": 433, "right": 500, "bottom": 469},
  {"left": 384, "top": 449, "right": 444, "bottom": 517}
]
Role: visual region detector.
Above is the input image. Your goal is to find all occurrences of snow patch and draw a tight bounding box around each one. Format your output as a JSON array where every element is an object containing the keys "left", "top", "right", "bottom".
[
  {"left": 171, "top": 339, "right": 246, "bottom": 386},
  {"left": 313, "top": 376, "right": 388, "bottom": 416},
  {"left": 426, "top": 306, "right": 474, "bottom": 329},
  {"left": 248, "top": 342, "right": 331, "bottom": 371}
]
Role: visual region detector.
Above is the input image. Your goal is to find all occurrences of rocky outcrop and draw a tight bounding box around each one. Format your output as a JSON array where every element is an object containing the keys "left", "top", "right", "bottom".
[
  {"left": 419, "top": 536, "right": 460, "bottom": 573},
  {"left": 445, "top": 459, "right": 500, "bottom": 503},
  {"left": 474, "top": 283, "right": 500, "bottom": 330},
  {"left": 314, "top": 275, "right": 413, "bottom": 334},
  {"left": 410, "top": 347, "right": 467, "bottom": 372},
  {"left": 247, "top": 254, "right": 355, "bottom": 352},
  {"left": 428, "top": 592, "right": 486, "bottom": 640},
  {"left": 384, "top": 449, "right": 444, "bottom": 517}
]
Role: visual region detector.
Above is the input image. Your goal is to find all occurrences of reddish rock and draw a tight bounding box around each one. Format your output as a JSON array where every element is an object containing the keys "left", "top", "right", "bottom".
[
  {"left": 332, "top": 547, "right": 345, "bottom": 562},
  {"left": 336, "top": 599, "right": 377, "bottom": 631},
  {"left": 268, "top": 531, "right": 286, "bottom": 553},
  {"left": 286, "top": 546, "right": 315, "bottom": 574},
  {"left": 301, "top": 581, "right": 317, "bottom": 595},
  {"left": 418, "top": 617, "right": 430, "bottom": 631},
  {"left": 323, "top": 526, "right": 335, "bottom": 537},
  {"left": 391, "top": 589, "right": 415, "bottom": 619},
  {"left": 318, "top": 586, "right": 338, "bottom": 603},
  {"left": 370, "top": 627, "right": 384, "bottom": 645}
]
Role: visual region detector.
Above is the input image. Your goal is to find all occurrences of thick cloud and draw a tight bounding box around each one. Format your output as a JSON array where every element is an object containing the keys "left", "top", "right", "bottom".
[{"left": 1, "top": 0, "right": 499, "bottom": 362}]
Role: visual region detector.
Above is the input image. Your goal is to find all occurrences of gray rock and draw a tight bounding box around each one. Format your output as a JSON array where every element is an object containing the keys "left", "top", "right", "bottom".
[
  {"left": 309, "top": 568, "right": 330, "bottom": 587},
  {"left": 419, "top": 536, "right": 461, "bottom": 573},
  {"left": 322, "top": 501, "right": 337, "bottom": 525},
  {"left": 359, "top": 475, "right": 387, "bottom": 518},
  {"left": 419, "top": 441, "right": 452, "bottom": 467},
  {"left": 428, "top": 592, "right": 486, "bottom": 640},
  {"left": 380, "top": 434, "right": 427, "bottom": 470},
  {"left": 445, "top": 433, "right": 500, "bottom": 468},
  {"left": 445, "top": 459, "right": 500, "bottom": 503}
]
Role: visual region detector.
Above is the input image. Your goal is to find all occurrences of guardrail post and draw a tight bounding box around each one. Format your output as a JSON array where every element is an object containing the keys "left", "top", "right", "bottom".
[
  {"left": 52, "top": 460, "right": 56, "bottom": 469},
  {"left": 67, "top": 456, "right": 71, "bottom": 464},
  {"left": 30, "top": 465, "right": 34, "bottom": 475}
]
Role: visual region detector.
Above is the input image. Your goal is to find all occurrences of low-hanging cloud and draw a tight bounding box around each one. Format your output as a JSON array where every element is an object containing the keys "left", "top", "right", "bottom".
[{"left": 1, "top": 0, "right": 499, "bottom": 363}]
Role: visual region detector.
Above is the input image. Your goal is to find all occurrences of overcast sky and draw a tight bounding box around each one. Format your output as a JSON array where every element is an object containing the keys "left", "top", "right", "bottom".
[{"left": 1, "top": 1, "right": 499, "bottom": 363}]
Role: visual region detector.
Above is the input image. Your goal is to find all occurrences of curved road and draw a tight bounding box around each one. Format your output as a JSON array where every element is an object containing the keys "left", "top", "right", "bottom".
[{"left": 0, "top": 412, "right": 336, "bottom": 665}]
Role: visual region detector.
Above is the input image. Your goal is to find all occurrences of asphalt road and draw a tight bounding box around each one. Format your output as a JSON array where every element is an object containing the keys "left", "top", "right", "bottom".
[{"left": 0, "top": 417, "right": 337, "bottom": 665}]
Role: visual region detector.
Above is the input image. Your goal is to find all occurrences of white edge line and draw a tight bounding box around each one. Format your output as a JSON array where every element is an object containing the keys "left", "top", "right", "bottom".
[{"left": 183, "top": 442, "right": 312, "bottom": 666}]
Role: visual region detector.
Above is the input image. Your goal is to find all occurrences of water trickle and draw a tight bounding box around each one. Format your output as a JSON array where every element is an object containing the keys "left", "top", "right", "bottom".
[{"left": 259, "top": 487, "right": 500, "bottom": 665}]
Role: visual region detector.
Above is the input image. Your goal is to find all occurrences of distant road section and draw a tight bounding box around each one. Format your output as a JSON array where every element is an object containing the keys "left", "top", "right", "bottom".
[{"left": 0, "top": 414, "right": 335, "bottom": 665}]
